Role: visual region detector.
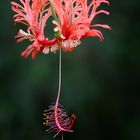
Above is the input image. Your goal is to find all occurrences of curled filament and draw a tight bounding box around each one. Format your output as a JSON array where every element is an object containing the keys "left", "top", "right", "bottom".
[{"left": 43, "top": 103, "right": 76, "bottom": 137}]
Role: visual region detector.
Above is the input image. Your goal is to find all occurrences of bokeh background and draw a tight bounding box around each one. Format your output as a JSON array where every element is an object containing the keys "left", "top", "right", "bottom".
[{"left": 0, "top": 0, "right": 140, "bottom": 140}]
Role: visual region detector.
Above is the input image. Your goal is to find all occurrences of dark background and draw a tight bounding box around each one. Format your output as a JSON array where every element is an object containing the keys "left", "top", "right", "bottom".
[{"left": 0, "top": 0, "right": 140, "bottom": 140}]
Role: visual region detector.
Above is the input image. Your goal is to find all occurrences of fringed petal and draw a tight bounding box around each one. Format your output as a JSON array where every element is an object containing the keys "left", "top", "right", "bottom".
[{"left": 11, "top": 0, "right": 51, "bottom": 58}]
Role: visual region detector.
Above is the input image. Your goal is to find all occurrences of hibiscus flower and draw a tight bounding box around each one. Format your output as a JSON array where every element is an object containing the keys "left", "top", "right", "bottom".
[
  {"left": 50, "top": 0, "right": 111, "bottom": 52},
  {"left": 11, "top": 0, "right": 110, "bottom": 58}
]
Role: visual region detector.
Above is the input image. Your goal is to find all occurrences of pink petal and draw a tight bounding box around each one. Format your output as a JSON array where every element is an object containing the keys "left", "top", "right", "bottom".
[
  {"left": 92, "top": 24, "right": 111, "bottom": 29},
  {"left": 21, "top": 45, "right": 34, "bottom": 58},
  {"left": 85, "top": 29, "right": 104, "bottom": 41}
]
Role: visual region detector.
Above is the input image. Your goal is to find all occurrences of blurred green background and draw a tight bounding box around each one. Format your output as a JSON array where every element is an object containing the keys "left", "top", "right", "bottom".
[{"left": 0, "top": 0, "right": 140, "bottom": 140}]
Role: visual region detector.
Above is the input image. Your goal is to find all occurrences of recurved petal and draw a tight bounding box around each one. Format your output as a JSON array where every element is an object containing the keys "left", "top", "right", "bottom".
[
  {"left": 21, "top": 45, "right": 34, "bottom": 58},
  {"left": 92, "top": 24, "right": 111, "bottom": 29},
  {"left": 85, "top": 29, "right": 104, "bottom": 41}
]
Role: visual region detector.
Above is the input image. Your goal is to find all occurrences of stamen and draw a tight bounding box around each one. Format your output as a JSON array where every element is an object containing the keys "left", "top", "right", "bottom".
[
  {"left": 43, "top": 103, "right": 76, "bottom": 137},
  {"left": 43, "top": 49, "right": 76, "bottom": 138}
]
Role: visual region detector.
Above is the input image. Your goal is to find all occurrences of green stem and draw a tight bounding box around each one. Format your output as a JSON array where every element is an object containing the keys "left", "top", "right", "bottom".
[
  {"left": 50, "top": 3, "right": 58, "bottom": 22},
  {"left": 50, "top": 3, "right": 61, "bottom": 38}
]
